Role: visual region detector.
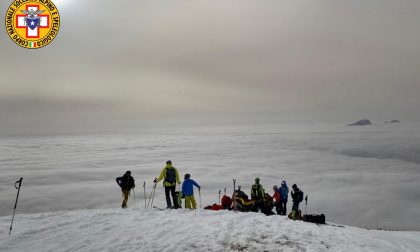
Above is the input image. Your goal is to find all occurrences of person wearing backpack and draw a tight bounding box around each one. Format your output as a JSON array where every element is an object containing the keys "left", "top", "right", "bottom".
[
  {"left": 279, "top": 181, "right": 289, "bottom": 215},
  {"left": 181, "top": 173, "right": 201, "bottom": 210},
  {"left": 290, "top": 184, "right": 304, "bottom": 220},
  {"left": 251, "top": 178, "right": 265, "bottom": 212},
  {"left": 116, "top": 171, "right": 135, "bottom": 208},
  {"left": 154, "top": 160, "right": 181, "bottom": 209}
]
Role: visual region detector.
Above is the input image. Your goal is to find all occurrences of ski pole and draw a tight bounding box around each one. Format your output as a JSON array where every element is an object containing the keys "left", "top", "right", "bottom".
[
  {"left": 9, "top": 178, "right": 23, "bottom": 236},
  {"left": 199, "top": 189, "right": 202, "bottom": 209},
  {"left": 132, "top": 188, "right": 136, "bottom": 205},
  {"left": 150, "top": 183, "right": 157, "bottom": 208},
  {"left": 304, "top": 195, "right": 308, "bottom": 216},
  {"left": 147, "top": 183, "right": 156, "bottom": 209},
  {"left": 143, "top": 181, "right": 146, "bottom": 209},
  {"left": 218, "top": 189, "right": 221, "bottom": 205},
  {"left": 233, "top": 179, "right": 237, "bottom": 211}
]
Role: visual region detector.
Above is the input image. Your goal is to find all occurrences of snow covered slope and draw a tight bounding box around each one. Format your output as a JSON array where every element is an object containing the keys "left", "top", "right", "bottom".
[{"left": 1, "top": 207, "right": 419, "bottom": 252}]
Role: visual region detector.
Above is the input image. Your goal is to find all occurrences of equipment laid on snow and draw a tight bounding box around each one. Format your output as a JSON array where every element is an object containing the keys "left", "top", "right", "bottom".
[
  {"left": 204, "top": 204, "right": 223, "bottom": 210},
  {"left": 303, "top": 214, "right": 326, "bottom": 224},
  {"left": 9, "top": 178, "right": 23, "bottom": 236},
  {"left": 221, "top": 195, "right": 232, "bottom": 210}
]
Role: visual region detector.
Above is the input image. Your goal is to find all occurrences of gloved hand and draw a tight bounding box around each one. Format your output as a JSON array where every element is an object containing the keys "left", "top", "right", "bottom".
[{"left": 153, "top": 178, "right": 157, "bottom": 183}]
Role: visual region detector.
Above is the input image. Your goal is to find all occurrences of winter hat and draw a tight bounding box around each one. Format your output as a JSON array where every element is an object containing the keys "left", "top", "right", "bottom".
[
  {"left": 281, "top": 181, "right": 286, "bottom": 186},
  {"left": 166, "top": 160, "right": 172, "bottom": 164},
  {"left": 292, "top": 184, "right": 297, "bottom": 190},
  {"left": 255, "top": 178, "right": 260, "bottom": 183},
  {"left": 184, "top": 173, "right": 191, "bottom": 179},
  {"left": 273, "top": 185, "right": 278, "bottom": 190},
  {"left": 125, "top": 171, "right": 131, "bottom": 175}
]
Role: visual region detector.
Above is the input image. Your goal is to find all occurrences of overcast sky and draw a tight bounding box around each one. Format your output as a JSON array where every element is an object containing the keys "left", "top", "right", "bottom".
[{"left": 1, "top": 0, "right": 420, "bottom": 135}]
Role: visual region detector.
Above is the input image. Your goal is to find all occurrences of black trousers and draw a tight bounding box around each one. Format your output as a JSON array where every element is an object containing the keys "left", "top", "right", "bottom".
[
  {"left": 275, "top": 202, "right": 283, "bottom": 215},
  {"left": 281, "top": 201, "right": 287, "bottom": 215},
  {"left": 165, "top": 186, "right": 177, "bottom": 208}
]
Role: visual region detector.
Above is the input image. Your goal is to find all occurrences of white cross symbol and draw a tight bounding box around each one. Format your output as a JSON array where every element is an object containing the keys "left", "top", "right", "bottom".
[{"left": 16, "top": 5, "right": 49, "bottom": 38}]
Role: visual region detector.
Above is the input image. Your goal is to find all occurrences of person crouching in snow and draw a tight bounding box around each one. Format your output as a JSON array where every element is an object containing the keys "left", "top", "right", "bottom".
[{"left": 182, "top": 173, "right": 201, "bottom": 209}]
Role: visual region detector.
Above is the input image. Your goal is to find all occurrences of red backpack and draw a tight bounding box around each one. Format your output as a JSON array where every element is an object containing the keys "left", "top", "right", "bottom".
[{"left": 221, "top": 195, "right": 232, "bottom": 209}]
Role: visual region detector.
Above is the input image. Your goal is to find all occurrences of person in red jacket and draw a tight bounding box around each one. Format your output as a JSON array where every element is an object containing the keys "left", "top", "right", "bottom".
[{"left": 272, "top": 185, "right": 282, "bottom": 215}]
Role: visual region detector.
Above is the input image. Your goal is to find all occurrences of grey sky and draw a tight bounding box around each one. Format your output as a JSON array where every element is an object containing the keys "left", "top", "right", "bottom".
[{"left": 1, "top": 0, "right": 420, "bottom": 135}]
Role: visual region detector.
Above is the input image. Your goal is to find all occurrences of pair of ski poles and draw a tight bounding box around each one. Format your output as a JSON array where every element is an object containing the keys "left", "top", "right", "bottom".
[{"left": 145, "top": 182, "right": 157, "bottom": 209}]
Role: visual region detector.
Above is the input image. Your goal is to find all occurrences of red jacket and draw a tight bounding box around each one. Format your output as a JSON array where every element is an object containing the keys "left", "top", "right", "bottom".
[{"left": 272, "top": 191, "right": 281, "bottom": 203}]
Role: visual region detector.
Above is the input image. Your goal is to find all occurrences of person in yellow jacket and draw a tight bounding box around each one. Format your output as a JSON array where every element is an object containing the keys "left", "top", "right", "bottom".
[{"left": 154, "top": 160, "right": 181, "bottom": 209}]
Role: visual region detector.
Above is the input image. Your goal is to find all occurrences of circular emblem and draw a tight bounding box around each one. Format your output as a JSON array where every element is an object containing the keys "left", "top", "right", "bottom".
[{"left": 5, "top": 0, "right": 60, "bottom": 49}]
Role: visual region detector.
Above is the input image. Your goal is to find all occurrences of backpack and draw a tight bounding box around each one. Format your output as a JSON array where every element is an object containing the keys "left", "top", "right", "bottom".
[
  {"left": 303, "top": 214, "right": 326, "bottom": 224},
  {"left": 165, "top": 168, "right": 176, "bottom": 183},
  {"left": 117, "top": 175, "right": 134, "bottom": 190},
  {"left": 221, "top": 195, "right": 232, "bottom": 209},
  {"left": 298, "top": 191, "right": 304, "bottom": 203}
]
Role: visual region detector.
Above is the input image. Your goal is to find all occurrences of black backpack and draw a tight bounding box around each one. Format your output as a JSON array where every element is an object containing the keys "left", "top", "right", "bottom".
[
  {"left": 303, "top": 214, "right": 326, "bottom": 224},
  {"left": 298, "top": 191, "right": 304, "bottom": 203},
  {"left": 165, "top": 168, "right": 176, "bottom": 183}
]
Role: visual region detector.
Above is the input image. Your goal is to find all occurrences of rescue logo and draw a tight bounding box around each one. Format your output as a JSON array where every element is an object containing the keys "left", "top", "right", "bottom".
[{"left": 5, "top": 0, "right": 60, "bottom": 49}]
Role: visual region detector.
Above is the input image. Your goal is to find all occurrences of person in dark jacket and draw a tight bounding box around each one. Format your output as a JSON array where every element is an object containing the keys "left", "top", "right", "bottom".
[
  {"left": 290, "top": 184, "right": 304, "bottom": 220},
  {"left": 116, "top": 171, "right": 135, "bottom": 208},
  {"left": 279, "top": 181, "right": 289, "bottom": 215},
  {"left": 181, "top": 173, "right": 201, "bottom": 209},
  {"left": 154, "top": 160, "right": 181, "bottom": 209}
]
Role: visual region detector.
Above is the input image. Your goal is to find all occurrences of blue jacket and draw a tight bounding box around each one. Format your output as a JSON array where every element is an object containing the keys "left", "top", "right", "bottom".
[
  {"left": 182, "top": 179, "right": 200, "bottom": 196},
  {"left": 280, "top": 184, "right": 289, "bottom": 201}
]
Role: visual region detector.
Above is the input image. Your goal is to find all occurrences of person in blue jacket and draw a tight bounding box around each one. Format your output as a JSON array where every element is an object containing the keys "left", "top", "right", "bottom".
[
  {"left": 280, "top": 181, "right": 289, "bottom": 215},
  {"left": 182, "top": 173, "right": 201, "bottom": 209}
]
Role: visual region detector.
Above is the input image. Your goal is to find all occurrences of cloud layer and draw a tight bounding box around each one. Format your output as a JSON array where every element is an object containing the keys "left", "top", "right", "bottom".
[{"left": 1, "top": 122, "right": 419, "bottom": 231}]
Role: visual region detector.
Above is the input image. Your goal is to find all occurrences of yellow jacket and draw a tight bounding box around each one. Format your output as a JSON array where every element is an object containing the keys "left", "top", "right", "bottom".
[{"left": 156, "top": 164, "right": 181, "bottom": 187}]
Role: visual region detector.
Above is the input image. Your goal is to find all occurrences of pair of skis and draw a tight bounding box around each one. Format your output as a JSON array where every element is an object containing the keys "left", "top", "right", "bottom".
[{"left": 218, "top": 179, "right": 237, "bottom": 210}]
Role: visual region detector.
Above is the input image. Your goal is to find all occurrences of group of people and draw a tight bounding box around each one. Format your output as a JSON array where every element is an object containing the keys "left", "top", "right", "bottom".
[
  {"left": 249, "top": 177, "right": 304, "bottom": 219},
  {"left": 115, "top": 160, "right": 305, "bottom": 220},
  {"left": 116, "top": 160, "right": 201, "bottom": 210}
]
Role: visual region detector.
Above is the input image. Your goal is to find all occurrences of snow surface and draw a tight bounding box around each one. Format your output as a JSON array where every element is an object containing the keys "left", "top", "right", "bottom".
[{"left": 1, "top": 206, "right": 420, "bottom": 252}]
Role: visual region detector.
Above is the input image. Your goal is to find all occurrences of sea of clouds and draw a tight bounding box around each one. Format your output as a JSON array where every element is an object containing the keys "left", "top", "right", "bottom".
[{"left": 1, "top": 122, "right": 419, "bottom": 231}]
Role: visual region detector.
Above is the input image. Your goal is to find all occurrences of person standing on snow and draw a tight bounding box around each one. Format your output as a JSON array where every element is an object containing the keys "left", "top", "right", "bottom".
[
  {"left": 251, "top": 178, "right": 265, "bottom": 212},
  {"left": 116, "top": 171, "right": 135, "bottom": 208},
  {"left": 154, "top": 160, "right": 181, "bottom": 209},
  {"left": 290, "top": 184, "right": 304, "bottom": 220},
  {"left": 272, "top": 185, "right": 282, "bottom": 215},
  {"left": 182, "top": 173, "right": 201, "bottom": 209},
  {"left": 279, "top": 181, "right": 289, "bottom": 215}
]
